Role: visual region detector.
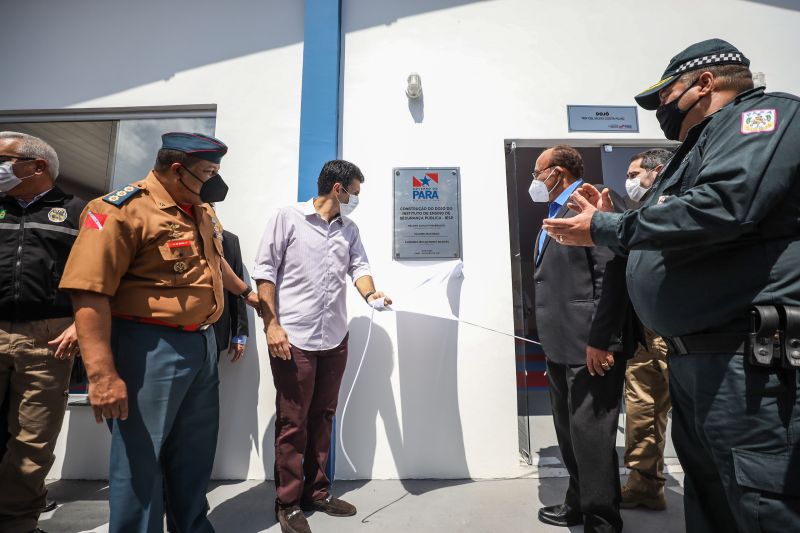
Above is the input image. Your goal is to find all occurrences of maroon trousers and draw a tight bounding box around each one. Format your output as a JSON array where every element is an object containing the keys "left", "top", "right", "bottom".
[{"left": 270, "top": 335, "right": 348, "bottom": 508}]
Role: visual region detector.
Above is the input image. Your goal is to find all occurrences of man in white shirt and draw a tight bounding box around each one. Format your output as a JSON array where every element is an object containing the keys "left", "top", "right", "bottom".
[{"left": 253, "top": 160, "right": 391, "bottom": 533}]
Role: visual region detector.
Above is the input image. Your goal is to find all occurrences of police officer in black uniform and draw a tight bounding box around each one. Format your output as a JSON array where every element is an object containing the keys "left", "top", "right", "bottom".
[
  {"left": 0, "top": 131, "right": 85, "bottom": 533},
  {"left": 542, "top": 39, "right": 800, "bottom": 533}
]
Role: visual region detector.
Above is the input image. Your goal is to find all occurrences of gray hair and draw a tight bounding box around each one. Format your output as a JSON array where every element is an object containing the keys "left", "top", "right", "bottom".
[
  {"left": 0, "top": 131, "right": 60, "bottom": 179},
  {"left": 631, "top": 148, "right": 672, "bottom": 171},
  {"left": 679, "top": 64, "right": 754, "bottom": 95}
]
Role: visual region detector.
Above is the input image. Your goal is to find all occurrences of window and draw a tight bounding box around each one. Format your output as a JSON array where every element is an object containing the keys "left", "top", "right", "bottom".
[{"left": 0, "top": 106, "right": 216, "bottom": 200}]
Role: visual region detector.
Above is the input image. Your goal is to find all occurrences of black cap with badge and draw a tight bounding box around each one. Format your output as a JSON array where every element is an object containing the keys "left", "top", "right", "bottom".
[{"left": 634, "top": 38, "right": 750, "bottom": 110}]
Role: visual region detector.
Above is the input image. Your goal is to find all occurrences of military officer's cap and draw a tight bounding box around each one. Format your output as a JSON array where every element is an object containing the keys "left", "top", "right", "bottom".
[
  {"left": 160, "top": 132, "right": 228, "bottom": 164},
  {"left": 634, "top": 38, "right": 750, "bottom": 110}
]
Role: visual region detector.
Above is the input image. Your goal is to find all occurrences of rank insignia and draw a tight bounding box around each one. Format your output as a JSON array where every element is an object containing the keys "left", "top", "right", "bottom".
[
  {"left": 48, "top": 208, "right": 68, "bottom": 223},
  {"left": 741, "top": 109, "right": 776, "bottom": 134},
  {"left": 174, "top": 261, "right": 188, "bottom": 273},
  {"left": 103, "top": 184, "right": 142, "bottom": 207}
]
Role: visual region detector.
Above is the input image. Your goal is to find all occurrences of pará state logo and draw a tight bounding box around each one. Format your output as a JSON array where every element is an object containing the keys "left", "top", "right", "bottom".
[
  {"left": 741, "top": 109, "right": 776, "bottom": 134},
  {"left": 412, "top": 173, "right": 439, "bottom": 200}
]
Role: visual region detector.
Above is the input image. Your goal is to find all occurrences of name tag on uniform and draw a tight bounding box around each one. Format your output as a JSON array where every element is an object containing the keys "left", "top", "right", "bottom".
[{"left": 167, "top": 239, "right": 192, "bottom": 249}]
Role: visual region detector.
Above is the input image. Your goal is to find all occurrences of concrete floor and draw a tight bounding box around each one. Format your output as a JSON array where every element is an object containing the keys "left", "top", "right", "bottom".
[{"left": 40, "top": 471, "right": 685, "bottom": 533}]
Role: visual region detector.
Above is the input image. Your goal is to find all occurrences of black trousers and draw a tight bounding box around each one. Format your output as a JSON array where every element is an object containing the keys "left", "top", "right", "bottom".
[
  {"left": 546, "top": 357, "right": 625, "bottom": 533},
  {"left": 669, "top": 353, "right": 800, "bottom": 533}
]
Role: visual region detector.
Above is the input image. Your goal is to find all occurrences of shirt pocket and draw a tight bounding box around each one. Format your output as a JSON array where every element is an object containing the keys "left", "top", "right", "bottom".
[{"left": 158, "top": 240, "right": 201, "bottom": 286}]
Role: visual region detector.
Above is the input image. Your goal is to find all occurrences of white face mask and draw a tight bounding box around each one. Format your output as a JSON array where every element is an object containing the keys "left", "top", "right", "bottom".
[
  {"left": 338, "top": 187, "right": 359, "bottom": 216},
  {"left": 0, "top": 161, "right": 23, "bottom": 193},
  {"left": 625, "top": 175, "right": 651, "bottom": 202},
  {"left": 528, "top": 168, "right": 559, "bottom": 203}
]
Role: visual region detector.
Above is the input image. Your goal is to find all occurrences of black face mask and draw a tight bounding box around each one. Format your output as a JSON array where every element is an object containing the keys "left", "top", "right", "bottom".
[
  {"left": 656, "top": 79, "right": 701, "bottom": 141},
  {"left": 179, "top": 166, "right": 229, "bottom": 203}
]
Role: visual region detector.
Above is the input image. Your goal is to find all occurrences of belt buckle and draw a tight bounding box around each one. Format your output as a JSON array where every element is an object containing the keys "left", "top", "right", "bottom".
[{"left": 666, "top": 336, "right": 687, "bottom": 355}]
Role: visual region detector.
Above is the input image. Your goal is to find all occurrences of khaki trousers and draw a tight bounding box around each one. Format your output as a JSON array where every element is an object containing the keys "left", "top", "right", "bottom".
[
  {"left": 0, "top": 317, "right": 74, "bottom": 533},
  {"left": 623, "top": 328, "right": 670, "bottom": 493}
]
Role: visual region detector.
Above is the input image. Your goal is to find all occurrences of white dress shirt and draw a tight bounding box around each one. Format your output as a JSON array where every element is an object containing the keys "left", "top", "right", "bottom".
[{"left": 253, "top": 199, "right": 371, "bottom": 351}]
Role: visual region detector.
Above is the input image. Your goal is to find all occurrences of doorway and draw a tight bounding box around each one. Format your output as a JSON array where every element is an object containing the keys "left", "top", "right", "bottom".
[{"left": 504, "top": 139, "right": 676, "bottom": 465}]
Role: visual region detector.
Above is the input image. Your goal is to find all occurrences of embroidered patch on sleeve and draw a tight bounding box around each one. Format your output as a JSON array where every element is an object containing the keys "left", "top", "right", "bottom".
[
  {"left": 83, "top": 212, "right": 108, "bottom": 230},
  {"left": 741, "top": 109, "right": 777, "bottom": 134}
]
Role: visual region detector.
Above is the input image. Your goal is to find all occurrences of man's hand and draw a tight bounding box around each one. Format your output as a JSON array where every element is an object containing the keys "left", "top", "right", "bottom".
[
  {"left": 48, "top": 322, "right": 80, "bottom": 359},
  {"left": 367, "top": 291, "right": 393, "bottom": 307},
  {"left": 88, "top": 373, "right": 128, "bottom": 423},
  {"left": 542, "top": 192, "right": 597, "bottom": 247},
  {"left": 228, "top": 342, "right": 245, "bottom": 363},
  {"left": 571, "top": 184, "right": 614, "bottom": 213},
  {"left": 266, "top": 323, "right": 291, "bottom": 360},
  {"left": 586, "top": 346, "right": 616, "bottom": 377}
]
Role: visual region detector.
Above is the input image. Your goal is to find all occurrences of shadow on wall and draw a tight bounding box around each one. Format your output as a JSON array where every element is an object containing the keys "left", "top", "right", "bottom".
[
  {"left": 408, "top": 93, "right": 425, "bottom": 123},
  {"left": 743, "top": 0, "right": 800, "bottom": 10},
  {"left": 336, "top": 266, "right": 470, "bottom": 490},
  {"left": 2, "top": 0, "right": 490, "bottom": 109},
  {"left": 212, "top": 271, "right": 262, "bottom": 480}
]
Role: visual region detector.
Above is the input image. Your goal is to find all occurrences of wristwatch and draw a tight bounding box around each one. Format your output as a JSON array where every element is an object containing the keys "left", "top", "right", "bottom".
[{"left": 238, "top": 286, "right": 253, "bottom": 300}]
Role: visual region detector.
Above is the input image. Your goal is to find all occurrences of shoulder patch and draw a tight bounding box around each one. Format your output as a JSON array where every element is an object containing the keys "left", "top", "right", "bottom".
[
  {"left": 102, "top": 185, "right": 142, "bottom": 207},
  {"left": 741, "top": 109, "right": 777, "bottom": 134}
]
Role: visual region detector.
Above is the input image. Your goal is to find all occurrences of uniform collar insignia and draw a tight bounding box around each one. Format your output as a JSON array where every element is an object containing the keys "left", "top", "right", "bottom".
[{"left": 145, "top": 171, "right": 178, "bottom": 210}]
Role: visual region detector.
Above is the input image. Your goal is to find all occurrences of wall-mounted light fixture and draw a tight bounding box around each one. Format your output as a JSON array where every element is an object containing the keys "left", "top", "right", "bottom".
[{"left": 406, "top": 73, "right": 423, "bottom": 99}]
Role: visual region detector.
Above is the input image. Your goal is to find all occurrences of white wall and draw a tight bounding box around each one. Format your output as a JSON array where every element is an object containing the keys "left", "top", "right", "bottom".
[
  {"left": 337, "top": 0, "right": 800, "bottom": 480},
  {"left": 4, "top": 0, "right": 800, "bottom": 480}
]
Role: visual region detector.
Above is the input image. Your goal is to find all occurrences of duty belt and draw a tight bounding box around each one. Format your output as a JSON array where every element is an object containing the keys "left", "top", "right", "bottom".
[
  {"left": 665, "top": 305, "right": 800, "bottom": 369},
  {"left": 112, "top": 313, "right": 210, "bottom": 332}
]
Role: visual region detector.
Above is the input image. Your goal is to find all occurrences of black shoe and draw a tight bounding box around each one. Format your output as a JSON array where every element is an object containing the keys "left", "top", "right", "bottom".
[
  {"left": 537, "top": 504, "right": 583, "bottom": 527},
  {"left": 30, "top": 529, "right": 49, "bottom": 533},
  {"left": 276, "top": 506, "right": 312, "bottom": 533},
  {"left": 42, "top": 499, "right": 58, "bottom": 513}
]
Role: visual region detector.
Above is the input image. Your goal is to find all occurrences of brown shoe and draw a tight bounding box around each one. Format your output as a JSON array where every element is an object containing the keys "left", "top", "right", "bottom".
[
  {"left": 620, "top": 484, "right": 667, "bottom": 510},
  {"left": 301, "top": 495, "right": 357, "bottom": 517},
  {"left": 277, "top": 506, "right": 312, "bottom": 533}
]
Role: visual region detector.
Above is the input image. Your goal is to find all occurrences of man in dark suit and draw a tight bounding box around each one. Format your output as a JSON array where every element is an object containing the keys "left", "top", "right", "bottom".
[
  {"left": 530, "top": 145, "right": 629, "bottom": 533},
  {"left": 214, "top": 229, "right": 249, "bottom": 362}
]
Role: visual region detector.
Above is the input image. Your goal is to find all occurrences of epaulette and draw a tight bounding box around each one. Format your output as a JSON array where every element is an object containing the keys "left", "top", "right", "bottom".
[{"left": 102, "top": 185, "right": 142, "bottom": 207}]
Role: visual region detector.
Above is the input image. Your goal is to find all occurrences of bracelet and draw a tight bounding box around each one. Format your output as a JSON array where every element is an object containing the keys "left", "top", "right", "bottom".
[
  {"left": 238, "top": 286, "right": 253, "bottom": 300},
  {"left": 363, "top": 290, "right": 376, "bottom": 303}
]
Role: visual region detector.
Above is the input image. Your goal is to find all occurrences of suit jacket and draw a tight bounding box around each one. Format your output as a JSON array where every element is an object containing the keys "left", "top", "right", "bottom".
[
  {"left": 533, "top": 185, "right": 632, "bottom": 365},
  {"left": 213, "top": 230, "right": 249, "bottom": 353}
]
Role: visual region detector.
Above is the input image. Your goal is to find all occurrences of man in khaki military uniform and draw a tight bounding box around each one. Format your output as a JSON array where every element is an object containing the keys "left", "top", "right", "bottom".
[{"left": 60, "top": 132, "right": 258, "bottom": 533}]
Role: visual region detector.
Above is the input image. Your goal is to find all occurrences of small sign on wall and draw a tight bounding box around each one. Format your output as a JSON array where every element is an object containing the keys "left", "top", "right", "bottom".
[
  {"left": 393, "top": 167, "right": 462, "bottom": 260},
  {"left": 567, "top": 105, "right": 639, "bottom": 133}
]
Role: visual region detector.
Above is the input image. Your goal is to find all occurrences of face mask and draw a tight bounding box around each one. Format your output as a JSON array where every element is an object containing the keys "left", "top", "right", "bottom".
[
  {"left": 337, "top": 187, "right": 359, "bottom": 216},
  {"left": 528, "top": 168, "right": 559, "bottom": 203},
  {"left": 0, "top": 162, "right": 22, "bottom": 193},
  {"left": 0, "top": 161, "right": 35, "bottom": 193},
  {"left": 179, "top": 166, "right": 229, "bottom": 203},
  {"left": 656, "top": 78, "right": 702, "bottom": 141},
  {"left": 625, "top": 177, "right": 651, "bottom": 202}
]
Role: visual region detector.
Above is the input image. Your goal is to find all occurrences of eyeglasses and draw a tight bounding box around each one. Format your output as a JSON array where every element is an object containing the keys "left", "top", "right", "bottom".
[
  {"left": 532, "top": 166, "right": 555, "bottom": 180},
  {"left": 0, "top": 155, "right": 35, "bottom": 164}
]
